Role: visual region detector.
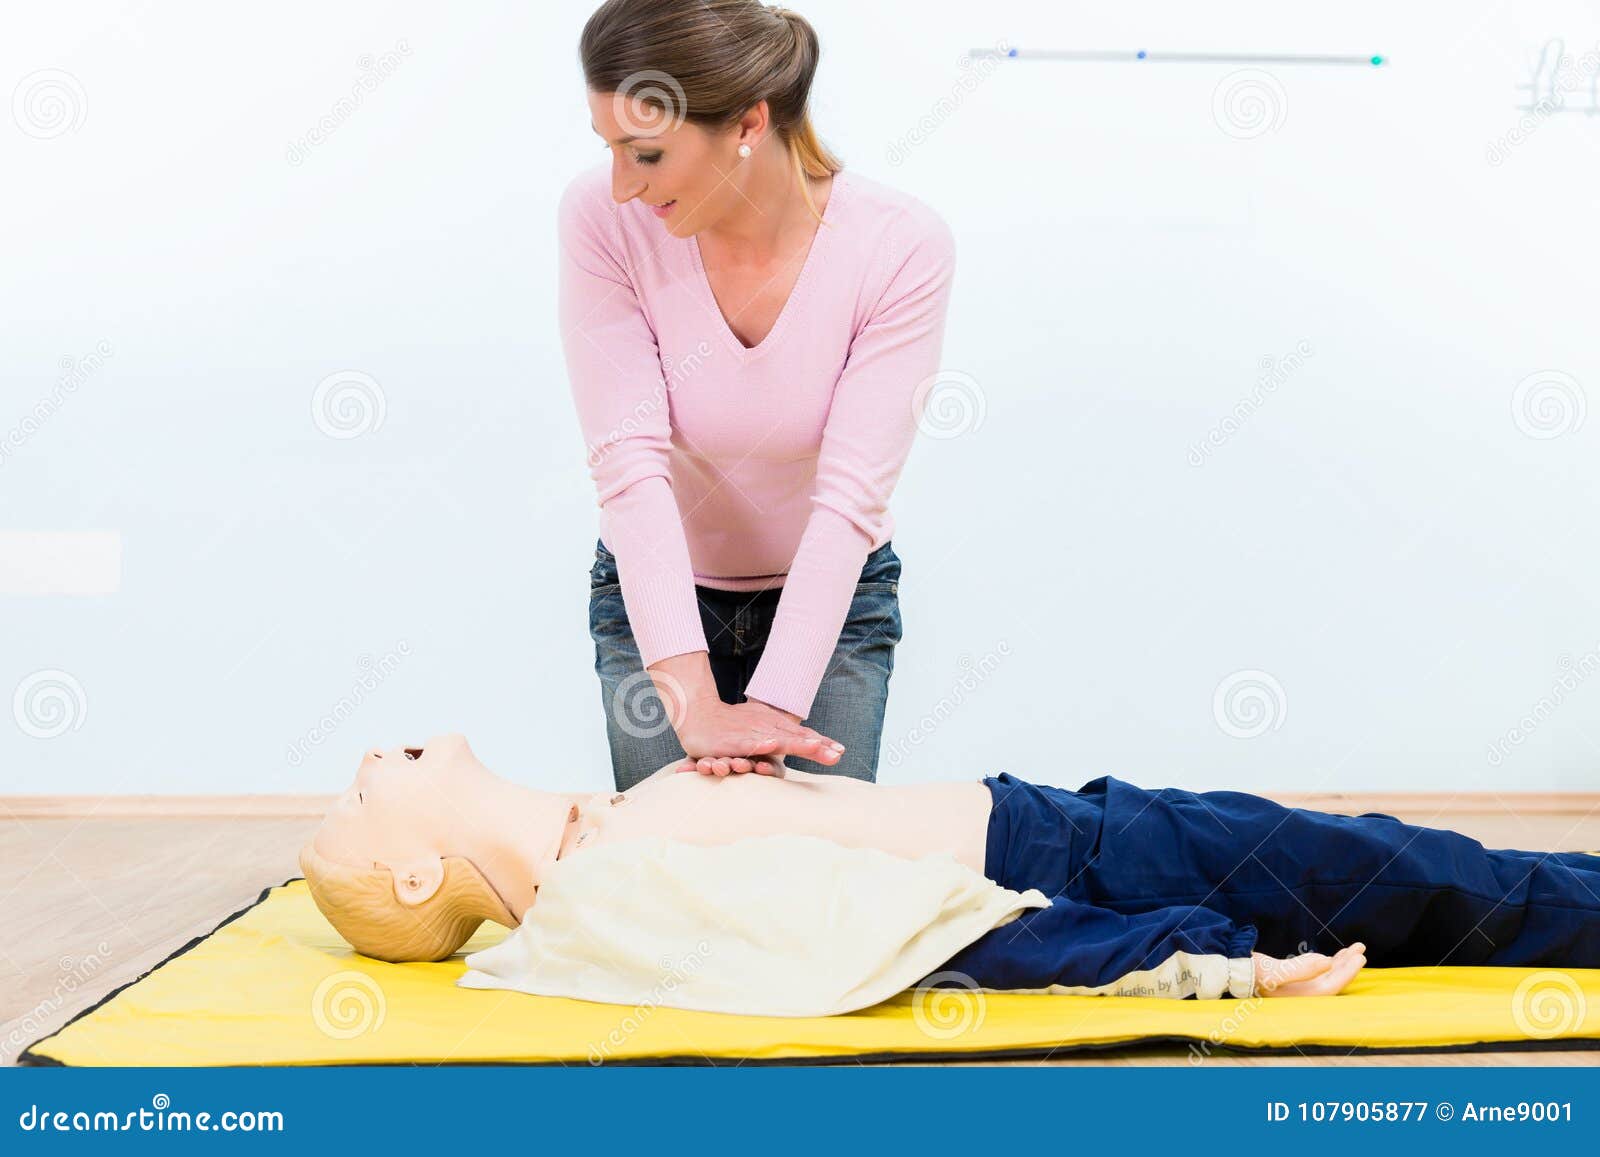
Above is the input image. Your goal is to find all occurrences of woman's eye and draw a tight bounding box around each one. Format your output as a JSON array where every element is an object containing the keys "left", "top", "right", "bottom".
[{"left": 598, "top": 143, "right": 661, "bottom": 165}]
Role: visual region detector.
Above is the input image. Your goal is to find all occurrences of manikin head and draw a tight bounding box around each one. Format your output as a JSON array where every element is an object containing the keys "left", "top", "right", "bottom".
[{"left": 298, "top": 732, "right": 573, "bottom": 963}]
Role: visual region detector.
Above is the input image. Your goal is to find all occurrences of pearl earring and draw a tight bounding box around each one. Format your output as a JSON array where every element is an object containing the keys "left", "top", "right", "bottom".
[{"left": 737, "top": 144, "right": 752, "bottom": 158}]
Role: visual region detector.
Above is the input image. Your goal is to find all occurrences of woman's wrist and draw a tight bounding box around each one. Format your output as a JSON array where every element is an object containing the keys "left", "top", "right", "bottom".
[
  {"left": 742, "top": 694, "right": 800, "bottom": 724},
  {"left": 646, "top": 651, "right": 720, "bottom": 723}
]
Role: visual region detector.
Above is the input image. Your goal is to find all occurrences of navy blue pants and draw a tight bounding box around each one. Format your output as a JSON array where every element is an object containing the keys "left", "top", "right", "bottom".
[{"left": 938, "top": 772, "right": 1600, "bottom": 998}]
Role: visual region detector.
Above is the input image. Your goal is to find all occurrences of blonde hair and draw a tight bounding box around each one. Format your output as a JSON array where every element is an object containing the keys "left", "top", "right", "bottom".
[
  {"left": 579, "top": 0, "right": 841, "bottom": 221},
  {"left": 298, "top": 843, "right": 515, "bottom": 963}
]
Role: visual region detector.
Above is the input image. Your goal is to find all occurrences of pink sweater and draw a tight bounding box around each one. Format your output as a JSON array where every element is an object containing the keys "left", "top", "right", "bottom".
[{"left": 557, "top": 161, "right": 957, "bottom": 719}]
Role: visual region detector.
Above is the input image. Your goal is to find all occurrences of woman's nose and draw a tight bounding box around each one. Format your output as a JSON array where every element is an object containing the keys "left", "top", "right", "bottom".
[{"left": 611, "top": 173, "right": 644, "bottom": 205}]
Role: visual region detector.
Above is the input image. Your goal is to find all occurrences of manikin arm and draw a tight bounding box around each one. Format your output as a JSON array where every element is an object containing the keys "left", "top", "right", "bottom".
[
  {"left": 937, "top": 895, "right": 1262, "bottom": 999},
  {"left": 935, "top": 896, "right": 1365, "bottom": 998}
]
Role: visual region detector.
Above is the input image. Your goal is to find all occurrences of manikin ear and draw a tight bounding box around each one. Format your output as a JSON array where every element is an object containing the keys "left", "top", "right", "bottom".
[{"left": 379, "top": 855, "right": 447, "bottom": 908}]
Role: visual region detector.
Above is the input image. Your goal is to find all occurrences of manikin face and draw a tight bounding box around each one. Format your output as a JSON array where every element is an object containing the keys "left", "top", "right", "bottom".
[
  {"left": 586, "top": 88, "right": 758, "bottom": 238},
  {"left": 313, "top": 732, "right": 488, "bottom": 871}
]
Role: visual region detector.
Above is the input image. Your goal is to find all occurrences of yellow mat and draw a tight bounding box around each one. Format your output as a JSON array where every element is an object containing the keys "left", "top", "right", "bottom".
[{"left": 21, "top": 876, "right": 1600, "bottom": 1066}]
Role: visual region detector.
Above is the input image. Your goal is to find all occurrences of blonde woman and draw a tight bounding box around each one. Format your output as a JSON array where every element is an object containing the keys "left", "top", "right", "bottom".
[{"left": 560, "top": 0, "right": 957, "bottom": 790}]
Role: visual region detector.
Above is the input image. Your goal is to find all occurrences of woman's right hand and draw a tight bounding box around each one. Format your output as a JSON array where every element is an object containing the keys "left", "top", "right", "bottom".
[
  {"left": 674, "top": 695, "right": 842, "bottom": 776},
  {"left": 1252, "top": 942, "right": 1367, "bottom": 997}
]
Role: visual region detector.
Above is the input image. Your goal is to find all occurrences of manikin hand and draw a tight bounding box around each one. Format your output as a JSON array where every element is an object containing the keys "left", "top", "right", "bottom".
[
  {"left": 1252, "top": 942, "right": 1367, "bottom": 996},
  {"left": 673, "top": 696, "right": 843, "bottom": 777}
]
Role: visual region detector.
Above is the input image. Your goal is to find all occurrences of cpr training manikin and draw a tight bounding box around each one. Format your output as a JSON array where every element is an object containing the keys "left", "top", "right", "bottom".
[{"left": 300, "top": 734, "right": 1397, "bottom": 1013}]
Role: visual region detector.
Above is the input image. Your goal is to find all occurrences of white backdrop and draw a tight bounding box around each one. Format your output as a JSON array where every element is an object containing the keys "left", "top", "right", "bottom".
[{"left": 3, "top": 1, "right": 1597, "bottom": 796}]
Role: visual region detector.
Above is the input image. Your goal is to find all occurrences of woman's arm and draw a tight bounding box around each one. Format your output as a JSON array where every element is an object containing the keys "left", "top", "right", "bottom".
[
  {"left": 679, "top": 210, "right": 959, "bottom": 776},
  {"left": 743, "top": 209, "right": 959, "bottom": 720},
  {"left": 558, "top": 171, "right": 844, "bottom": 770},
  {"left": 557, "top": 170, "right": 708, "bottom": 673}
]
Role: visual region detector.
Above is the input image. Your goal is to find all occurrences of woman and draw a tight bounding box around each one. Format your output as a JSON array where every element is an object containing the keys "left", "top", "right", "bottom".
[{"left": 559, "top": 0, "right": 958, "bottom": 791}]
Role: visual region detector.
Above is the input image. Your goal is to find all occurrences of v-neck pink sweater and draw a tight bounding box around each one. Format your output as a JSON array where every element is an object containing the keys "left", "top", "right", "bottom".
[{"left": 557, "top": 161, "right": 957, "bottom": 719}]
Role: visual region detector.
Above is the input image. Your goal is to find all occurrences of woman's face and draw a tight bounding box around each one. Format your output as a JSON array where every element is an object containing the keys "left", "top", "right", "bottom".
[{"left": 586, "top": 88, "right": 744, "bottom": 237}]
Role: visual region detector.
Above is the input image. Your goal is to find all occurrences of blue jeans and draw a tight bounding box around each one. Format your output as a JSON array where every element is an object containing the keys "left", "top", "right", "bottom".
[{"left": 588, "top": 536, "right": 902, "bottom": 791}]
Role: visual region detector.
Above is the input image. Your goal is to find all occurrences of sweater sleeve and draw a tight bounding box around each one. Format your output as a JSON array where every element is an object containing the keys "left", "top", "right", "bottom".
[
  {"left": 742, "top": 212, "right": 958, "bottom": 719},
  {"left": 934, "top": 895, "right": 1260, "bottom": 1000},
  {"left": 557, "top": 175, "right": 709, "bottom": 670}
]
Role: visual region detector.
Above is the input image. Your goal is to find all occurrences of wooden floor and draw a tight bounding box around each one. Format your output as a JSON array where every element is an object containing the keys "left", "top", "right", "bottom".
[{"left": 3, "top": 802, "right": 1598, "bottom": 1067}]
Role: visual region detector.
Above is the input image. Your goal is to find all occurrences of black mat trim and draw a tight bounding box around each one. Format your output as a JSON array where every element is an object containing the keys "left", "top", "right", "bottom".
[{"left": 19, "top": 877, "right": 292, "bottom": 1067}]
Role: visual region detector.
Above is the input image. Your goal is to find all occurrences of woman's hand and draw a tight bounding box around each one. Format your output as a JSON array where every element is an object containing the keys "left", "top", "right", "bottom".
[
  {"left": 1252, "top": 942, "right": 1366, "bottom": 997},
  {"left": 672, "top": 697, "right": 843, "bottom": 777},
  {"left": 670, "top": 746, "right": 792, "bottom": 778}
]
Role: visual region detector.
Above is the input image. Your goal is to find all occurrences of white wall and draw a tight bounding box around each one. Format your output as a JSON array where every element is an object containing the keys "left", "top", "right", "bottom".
[{"left": 3, "top": 0, "right": 1597, "bottom": 796}]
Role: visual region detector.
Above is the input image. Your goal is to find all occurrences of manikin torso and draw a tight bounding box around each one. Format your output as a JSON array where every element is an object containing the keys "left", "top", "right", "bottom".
[
  {"left": 558, "top": 765, "right": 994, "bottom": 877},
  {"left": 311, "top": 737, "right": 997, "bottom": 927}
]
